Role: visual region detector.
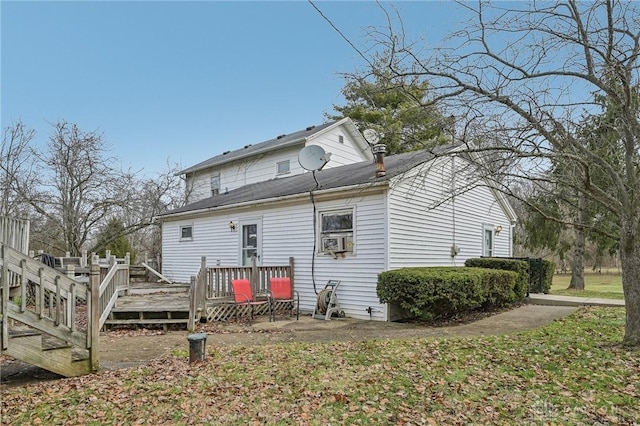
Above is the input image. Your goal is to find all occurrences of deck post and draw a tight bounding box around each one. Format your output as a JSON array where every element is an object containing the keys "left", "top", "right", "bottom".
[
  {"left": 198, "top": 256, "right": 207, "bottom": 314},
  {"left": 250, "top": 256, "right": 259, "bottom": 295},
  {"left": 188, "top": 275, "right": 196, "bottom": 332},
  {"left": 1, "top": 245, "right": 9, "bottom": 350},
  {"left": 288, "top": 257, "right": 295, "bottom": 289},
  {"left": 89, "top": 261, "right": 101, "bottom": 372}
]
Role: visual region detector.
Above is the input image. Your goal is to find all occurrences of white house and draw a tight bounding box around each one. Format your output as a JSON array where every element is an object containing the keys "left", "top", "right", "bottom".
[
  {"left": 159, "top": 129, "right": 518, "bottom": 322},
  {"left": 178, "top": 118, "right": 373, "bottom": 204}
]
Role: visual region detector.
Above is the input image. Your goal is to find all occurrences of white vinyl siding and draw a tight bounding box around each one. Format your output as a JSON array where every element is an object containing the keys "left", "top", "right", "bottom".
[
  {"left": 161, "top": 191, "right": 388, "bottom": 321},
  {"left": 163, "top": 153, "right": 516, "bottom": 322},
  {"left": 184, "top": 123, "right": 372, "bottom": 203},
  {"left": 388, "top": 156, "right": 512, "bottom": 269},
  {"left": 306, "top": 128, "right": 368, "bottom": 168}
]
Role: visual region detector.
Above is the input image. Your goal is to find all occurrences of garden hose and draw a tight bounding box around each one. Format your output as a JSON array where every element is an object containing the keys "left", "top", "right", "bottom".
[{"left": 316, "top": 288, "right": 333, "bottom": 314}]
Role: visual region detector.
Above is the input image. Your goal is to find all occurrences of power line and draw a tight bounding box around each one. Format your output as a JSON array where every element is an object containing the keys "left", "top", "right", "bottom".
[{"left": 307, "top": 0, "right": 371, "bottom": 66}]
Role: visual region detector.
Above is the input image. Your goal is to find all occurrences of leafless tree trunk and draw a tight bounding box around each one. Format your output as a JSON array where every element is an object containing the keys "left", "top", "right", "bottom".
[{"left": 569, "top": 193, "right": 587, "bottom": 290}]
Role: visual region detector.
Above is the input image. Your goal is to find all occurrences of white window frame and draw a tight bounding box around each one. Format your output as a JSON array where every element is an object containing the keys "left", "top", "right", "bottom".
[
  {"left": 210, "top": 174, "right": 220, "bottom": 196},
  {"left": 180, "top": 224, "right": 193, "bottom": 241},
  {"left": 318, "top": 207, "right": 355, "bottom": 254},
  {"left": 238, "top": 217, "right": 262, "bottom": 266},
  {"left": 482, "top": 224, "right": 495, "bottom": 257},
  {"left": 276, "top": 160, "right": 290, "bottom": 176}
]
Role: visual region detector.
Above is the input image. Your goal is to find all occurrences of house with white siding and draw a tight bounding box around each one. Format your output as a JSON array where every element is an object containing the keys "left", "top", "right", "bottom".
[
  {"left": 178, "top": 118, "right": 373, "bottom": 204},
  {"left": 159, "top": 127, "right": 517, "bottom": 322}
]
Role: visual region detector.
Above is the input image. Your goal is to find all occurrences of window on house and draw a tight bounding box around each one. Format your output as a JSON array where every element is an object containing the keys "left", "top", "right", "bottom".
[
  {"left": 483, "top": 226, "right": 494, "bottom": 257},
  {"left": 210, "top": 174, "right": 220, "bottom": 196},
  {"left": 180, "top": 225, "right": 193, "bottom": 240},
  {"left": 276, "top": 160, "right": 290, "bottom": 175},
  {"left": 319, "top": 209, "right": 354, "bottom": 253}
]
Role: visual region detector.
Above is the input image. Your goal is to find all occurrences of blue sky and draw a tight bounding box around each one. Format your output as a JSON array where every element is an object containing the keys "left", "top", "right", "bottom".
[{"left": 2, "top": 1, "right": 463, "bottom": 176}]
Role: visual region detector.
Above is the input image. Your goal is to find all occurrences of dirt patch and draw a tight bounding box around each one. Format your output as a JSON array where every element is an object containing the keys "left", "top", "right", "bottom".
[{"left": 1, "top": 304, "right": 577, "bottom": 388}]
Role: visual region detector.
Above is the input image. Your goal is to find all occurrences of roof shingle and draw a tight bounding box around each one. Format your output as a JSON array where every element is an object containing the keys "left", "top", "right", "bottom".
[{"left": 162, "top": 144, "right": 457, "bottom": 217}]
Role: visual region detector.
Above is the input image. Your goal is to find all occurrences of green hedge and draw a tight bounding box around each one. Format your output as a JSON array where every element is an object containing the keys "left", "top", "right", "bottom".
[
  {"left": 377, "top": 267, "right": 519, "bottom": 321},
  {"left": 464, "top": 258, "right": 529, "bottom": 300},
  {"left": 529, "top": 259, "right": 555, "bottom": 294}
]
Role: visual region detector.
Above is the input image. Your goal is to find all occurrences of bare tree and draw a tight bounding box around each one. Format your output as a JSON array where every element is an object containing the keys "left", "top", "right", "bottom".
[
  {"left": 17, "top": 121, "right": 138, "bottom": 255},
  {"left": 322, "top": 0, "right": 640, "bottom": 346},
  {"left": 113, "top": 162, "right": 188, "bottom": 260},
  {"left": 0, "top": 120, "right": 37, "bottom": 217}
]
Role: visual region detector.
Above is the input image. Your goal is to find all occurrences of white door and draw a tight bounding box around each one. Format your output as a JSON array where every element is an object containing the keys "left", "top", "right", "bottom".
[
  {"left": 240, "top": 219, "right": 262, "bottom": 266},
  {"left": 483, "top": 225, "right": 494, "bottom": 257}
]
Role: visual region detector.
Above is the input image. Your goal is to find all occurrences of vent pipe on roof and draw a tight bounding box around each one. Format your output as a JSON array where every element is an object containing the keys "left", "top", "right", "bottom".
[
  {"left": 373, "top": 144, "right": 386, "bottom": 177},
  {"left": 277, "top": 134, "right": 286, "bottom": 139}
]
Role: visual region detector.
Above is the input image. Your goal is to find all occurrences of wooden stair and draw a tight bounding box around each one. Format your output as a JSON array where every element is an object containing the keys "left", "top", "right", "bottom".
[
  {"left": 104, "top": 286, "right": 191, "bottom": 331},
  {"left": 2, "top": 325, "right": 91, "bottom": 377},
  {"left": 1, "top": 243, "right": 100, "bottom": 378}
]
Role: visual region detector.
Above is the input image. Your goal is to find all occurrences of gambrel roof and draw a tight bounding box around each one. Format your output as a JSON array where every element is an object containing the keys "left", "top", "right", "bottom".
[
  {"left": 161, "top": 144, "right": 461, "bottom": 217},
  {"left": 177, "top": 118, "right": 370, "bottom": 175}
]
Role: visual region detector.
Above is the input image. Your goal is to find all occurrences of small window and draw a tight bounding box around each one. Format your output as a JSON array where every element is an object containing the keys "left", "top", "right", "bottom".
[
  {"left": 276, "top": 160, "right": 290, "bottom": 175},
  {"left": 338, "top": 135, "right": 344, "bottom": 144},
  {"left": 319, "top": 209, "right": 354, "bottom": 253},
  {"left": 321, "top": 210, "right": 353, "bottom": 234},
  {"left": 180, "top": 225, "right": 193, "bottom": 240},
  {"left": 210, "top": 174, "right": 220, "bottom": 196}
]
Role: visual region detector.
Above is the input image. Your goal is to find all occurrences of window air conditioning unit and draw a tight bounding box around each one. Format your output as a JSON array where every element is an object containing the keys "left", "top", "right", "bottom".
[{"left": 321, "top": 236, "right": 347, "bottom": 253}]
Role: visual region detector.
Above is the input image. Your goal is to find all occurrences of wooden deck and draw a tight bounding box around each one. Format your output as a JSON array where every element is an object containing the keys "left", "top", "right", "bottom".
[
  {"left": 106, "top": 290, "right": 191, "bottom": 330},
  {"left": 105, "top": 285, "right": 286, "bottom": 329}
]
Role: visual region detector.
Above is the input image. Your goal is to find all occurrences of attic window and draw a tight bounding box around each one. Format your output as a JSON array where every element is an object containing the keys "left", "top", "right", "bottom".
[
  {"left": 211, "top": 174, "right": 220, "bottom": 196},
  {"left": 338, "top": 135, "right": 344, "bottom": 144},
  {"left": 276, "top": 160, "right": 290, "bottom": 175}
]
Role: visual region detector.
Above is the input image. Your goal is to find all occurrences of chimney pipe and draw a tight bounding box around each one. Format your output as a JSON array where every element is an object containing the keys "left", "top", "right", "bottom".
[{"left": 373, "top": 144, "right": 386, "bottom": 177}]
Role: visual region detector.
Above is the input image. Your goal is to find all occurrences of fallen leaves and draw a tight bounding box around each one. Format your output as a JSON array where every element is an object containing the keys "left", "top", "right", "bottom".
[{"left": 1, "top": 307, "right": 638, "bottom": 425}]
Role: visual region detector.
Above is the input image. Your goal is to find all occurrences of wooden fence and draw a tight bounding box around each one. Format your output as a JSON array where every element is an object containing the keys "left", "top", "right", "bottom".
[
  {"left": 0, "top": 216, "right": 30, "bottom": 255},
  {"left": 188, "top": 257, "right": 294, "bottom": 331}
]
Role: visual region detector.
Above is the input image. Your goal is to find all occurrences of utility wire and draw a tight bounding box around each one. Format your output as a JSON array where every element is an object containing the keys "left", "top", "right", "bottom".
[{"left": 307, "top": 0, "right": 372, "bottom": 66}]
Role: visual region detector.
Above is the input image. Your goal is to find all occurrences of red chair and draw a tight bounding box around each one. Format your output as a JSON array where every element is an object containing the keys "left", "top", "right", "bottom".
[
  {"left": 269, "top": 277, "right": 299, "bottom": 321},
  {"left": 231, "top": 279, "right": 272, "bottom": 325}
]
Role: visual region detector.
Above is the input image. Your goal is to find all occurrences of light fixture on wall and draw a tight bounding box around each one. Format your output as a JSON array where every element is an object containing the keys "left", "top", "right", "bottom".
[
  {"left": 495, "top": 225, "right": 503, "bottom": 235},
  {"left": 229, "top": 221, "right": 237, "bottom": 232}
]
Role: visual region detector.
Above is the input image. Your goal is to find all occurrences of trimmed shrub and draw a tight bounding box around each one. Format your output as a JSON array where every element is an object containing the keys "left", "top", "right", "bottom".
[
  {"left": 377, "top": 267, "right": 518, "bottom": 321},
  {"left": 464, "top": 258, "right": 529, "bottom": 300}
]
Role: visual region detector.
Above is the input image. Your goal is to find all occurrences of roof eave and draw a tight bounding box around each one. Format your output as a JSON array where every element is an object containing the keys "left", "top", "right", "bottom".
[{"left": 158, "top": 180, "right": 389, "bottom": 220}]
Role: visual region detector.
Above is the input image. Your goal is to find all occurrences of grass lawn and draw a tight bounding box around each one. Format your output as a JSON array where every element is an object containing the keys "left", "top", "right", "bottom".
[
  {"left": 551, "top": 273, "right": 624, "bottom": 299},
  {"left": 1, "top": 307, "right": 638, "bottom": 425}
]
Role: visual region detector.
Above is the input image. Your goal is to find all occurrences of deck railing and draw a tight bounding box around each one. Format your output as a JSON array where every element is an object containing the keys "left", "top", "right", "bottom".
[
  {"left": 188, "top": 256, "right": 294, "bottom": 331},
  {"left": 92, "top": 253, "right": 130, "bottom": 328},
  {"left": 1, "top": 242, "right": 96, "bottom": 369},
  {"left": 0, "top": 216, "right": 30, "bottom": 255}
]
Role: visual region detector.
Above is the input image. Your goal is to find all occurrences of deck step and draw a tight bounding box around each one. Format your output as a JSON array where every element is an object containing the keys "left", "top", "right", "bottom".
[
  {"left": 9, "top": 327, "right": 42, "bottom": 338},
  {"left": 122, "top": 283, "right": 190, "bottom": 296},
  {"left": 105, "top": 318, "right": 189, "bottom": 325}
]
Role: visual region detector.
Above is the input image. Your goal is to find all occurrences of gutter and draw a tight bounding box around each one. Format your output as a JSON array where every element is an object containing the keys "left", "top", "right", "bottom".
[{"left": 157, "top": 180, "right": 389, "bottom": 221}]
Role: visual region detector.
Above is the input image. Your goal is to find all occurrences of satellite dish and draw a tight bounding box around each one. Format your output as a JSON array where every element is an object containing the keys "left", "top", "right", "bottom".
[
  {"left": 363, "top": 129, "right": 380, "bottom": 145},
  {"left": 298, "top": 145, "right": 331, "bottom": 171}
]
